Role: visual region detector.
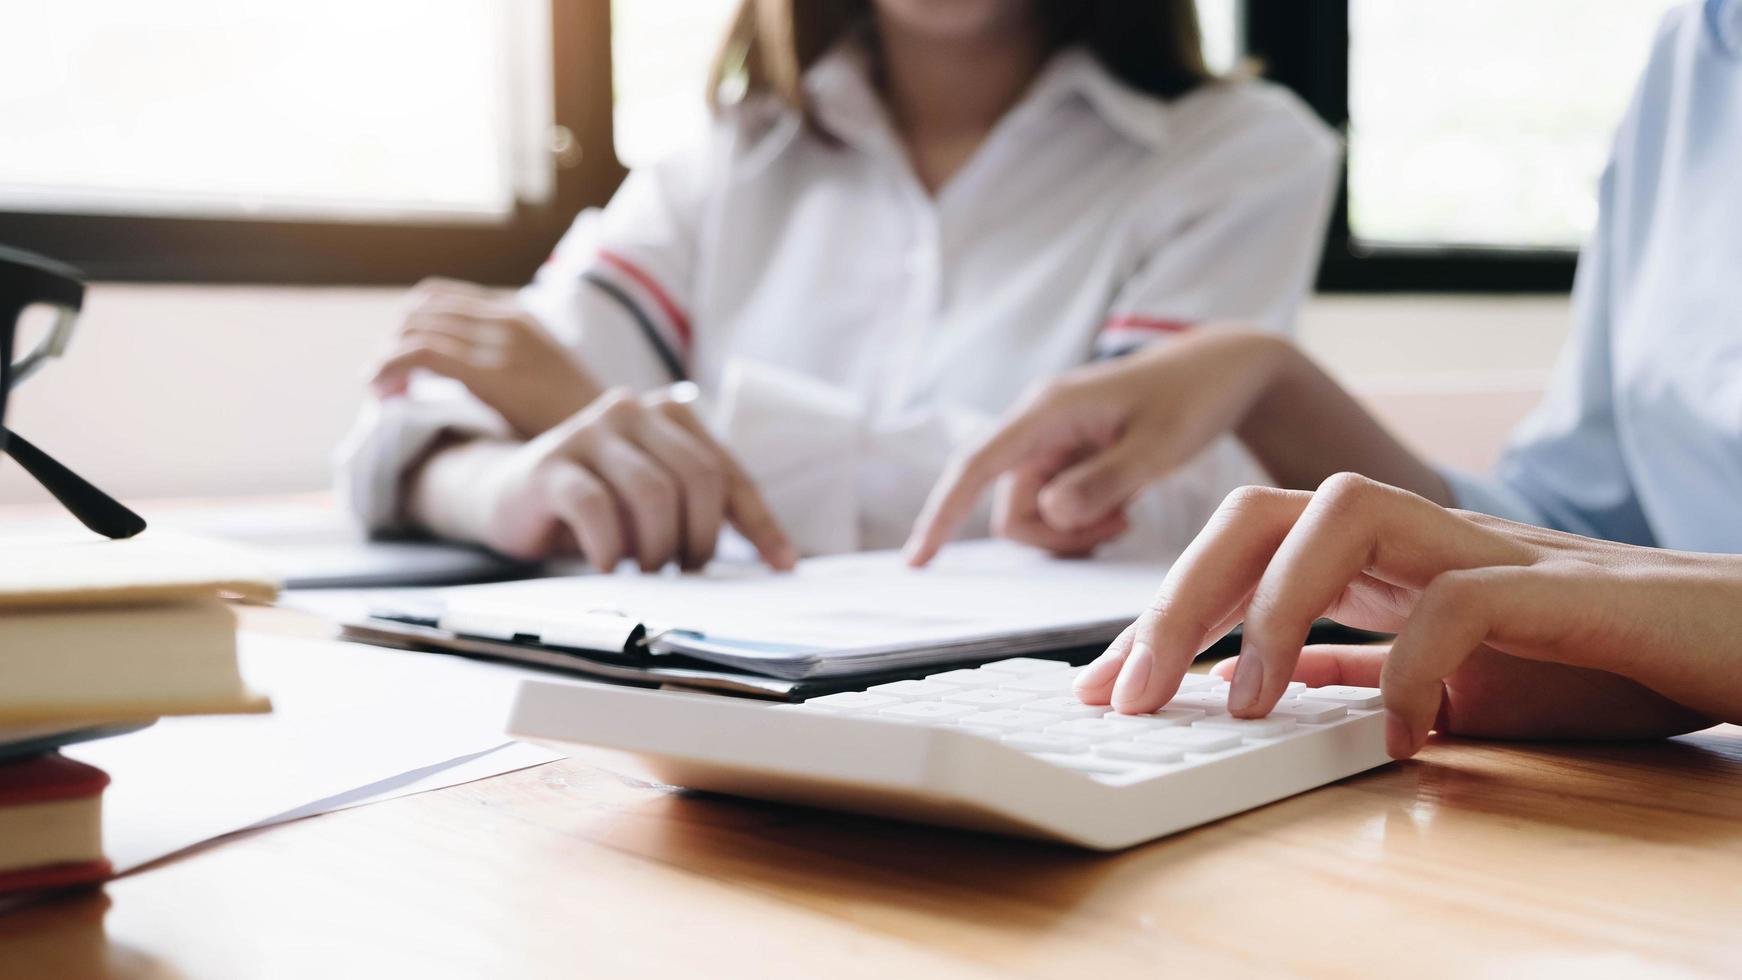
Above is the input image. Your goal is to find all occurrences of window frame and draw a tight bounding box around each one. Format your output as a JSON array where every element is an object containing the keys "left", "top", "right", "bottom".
[
  {"left": 1243, "top": 0, "right": 1579, "bottom": 293},
  {"left": 0, "top": 0, "right": 625, "bottom": 286}
]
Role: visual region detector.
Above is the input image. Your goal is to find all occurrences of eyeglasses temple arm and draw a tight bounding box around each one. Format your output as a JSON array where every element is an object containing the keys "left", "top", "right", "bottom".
[{"left": 1, "top": 426, "right": 147, "bottom": 539}]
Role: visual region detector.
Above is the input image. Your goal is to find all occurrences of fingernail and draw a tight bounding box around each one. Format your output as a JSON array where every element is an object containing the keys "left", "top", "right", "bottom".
[
  {"left": 1384, "top": 711, "right": 1414, "bottom": 759},
  {"left": 1111, "top": 642, "right": 1153, "bottom": 708},
  {"left": 1074, "top": 647, "right": 1124, "bottom": 692},
  {"left": 1229, "top": 646, "right": 1264, "bottom": 714}
]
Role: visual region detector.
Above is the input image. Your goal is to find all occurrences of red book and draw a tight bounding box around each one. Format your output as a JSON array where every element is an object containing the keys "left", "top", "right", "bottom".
[{"left": 0, "top": 753, "right": 111, "bottom": 896}]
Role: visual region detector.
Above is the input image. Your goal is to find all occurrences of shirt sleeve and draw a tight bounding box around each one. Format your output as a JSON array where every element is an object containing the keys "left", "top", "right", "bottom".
[
  {"left": 520, "top": 142, "right": 717, "bottom": 389},
  {"left": 335, "top": 142, "right": 717, "bottom": 534},
  {"left": 1439, "top": 126, "right": 1654, "bottom": 545},
  {"left": 332, "top": 377, "right": 511, "bottom": 534},
  {"left": 1088, "top": 95, "right": 1342, "bottom": 554},
  {"left": 1094, "top": 95, "right": 1341, "bottom": 356}
]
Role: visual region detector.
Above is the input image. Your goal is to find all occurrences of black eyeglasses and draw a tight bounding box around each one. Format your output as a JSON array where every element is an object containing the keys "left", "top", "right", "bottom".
[{"left": 1, "top": 245, "right": 146, "bottom": 539}]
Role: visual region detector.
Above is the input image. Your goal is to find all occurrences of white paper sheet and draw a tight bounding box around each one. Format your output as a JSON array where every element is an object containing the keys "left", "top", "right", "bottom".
[
  {"left": 248, "top": 740, "right": 559, "bottom": 827},
  {"left": 440, "top": 539, "right": 1175, "bottom": 676},
  {"left": 66, "top": 632, "right": 564, "bottom": 872},
  {"left": 449, "top": 540, "right": 1171, "bottom": 649}
]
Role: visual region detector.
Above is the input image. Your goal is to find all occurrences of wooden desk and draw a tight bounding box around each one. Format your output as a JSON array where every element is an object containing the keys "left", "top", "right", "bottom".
[{"left": 3, "top": 610, "right": 1740, "bottom": 979}]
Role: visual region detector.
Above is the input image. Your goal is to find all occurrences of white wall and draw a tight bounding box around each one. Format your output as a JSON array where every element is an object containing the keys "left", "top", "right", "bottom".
[
  {"left": 1299, "top": 294, "right": 1569, "bottom": 383},
  {"left": 1300, "top": 295, "right": 1571, "bottom": 472},
  {"left": 0, "top": 286, "right": 1572, "bottom": 505},
  {"left": 2, "top": 285, "right": 401, "bottom": 504}
]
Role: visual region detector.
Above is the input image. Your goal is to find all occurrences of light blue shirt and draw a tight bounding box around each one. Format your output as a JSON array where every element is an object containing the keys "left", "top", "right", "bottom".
[{"left": 1446, "top": 0, "right": 1742, "bottom": 552}]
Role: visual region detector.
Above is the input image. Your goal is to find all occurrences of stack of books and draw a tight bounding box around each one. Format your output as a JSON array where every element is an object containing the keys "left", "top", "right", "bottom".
[{"left": 0, "top": 532, "right": 276, "bottom": 905}]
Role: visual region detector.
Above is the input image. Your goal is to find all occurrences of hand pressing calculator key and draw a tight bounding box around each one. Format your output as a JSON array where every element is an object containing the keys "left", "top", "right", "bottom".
[{"left": 507, "top": 658, "right": 1392, "bottom": 850}]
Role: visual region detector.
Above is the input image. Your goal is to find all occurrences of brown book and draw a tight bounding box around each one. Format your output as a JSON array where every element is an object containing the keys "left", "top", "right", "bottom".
[{"left": 0, "top": 531, "right": 278, "bottom": 726}]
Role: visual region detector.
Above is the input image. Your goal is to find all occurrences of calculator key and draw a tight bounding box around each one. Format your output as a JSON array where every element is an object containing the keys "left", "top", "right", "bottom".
[
  {"left": 1023, "top": 697, "right": 1109, "bottom": 718},
  {"left": 1166, "top": 691, "right": 1230, "bottom": 714},
  {"left": 1121, "top": 707, "right": 1205, "bottom": 727},
  {"left": 1195, "top": 715, "right": 1298, "bottom": 739},
  {"left": 943, "top": 688, "right": 1039, "bottom": 708},
  {"left": 960, "top": 709, "right": 1053, "bottom": 731},
  {"left": 1102, "top": 712, "right": 1202, "bottom": 731},
  {"left": 1265, "top": 699, "right": 1347, "bottom": 724},
  {"left": 866, "top": 679, "right": 956, "bottom": 701},
  {"left": 1046, "top": 717, "right": 1151, "bottom": 740},
  {"left": 870, "top": 711, "right": 939, "bottom": 726},
  {"left": 998, "top": 673, "right": 1081, "bottom": 693},
  {"left": 1002, "top": 732, "right": 1092, "bottom": 754},
  {"left": 1095, "top": 741, "right": 1184, "bottom": 764},
  {"left": 1299, "top": 685, "right": 1384, "bottom": 709},
  {"left": 1140, "top": 727, "right": 1242, "bottom": 752},
  {"left": 878, "top": 701, "right": 979, "bottom": 723},
  {"left": 925, "top": 668, "right": 997, "bottom": 687},
  {"left": 806, "top": 692, "right": 901, "bottom": 713},
  {"left": 978, "top": 658, "right": 1070, "bottom": 676}
]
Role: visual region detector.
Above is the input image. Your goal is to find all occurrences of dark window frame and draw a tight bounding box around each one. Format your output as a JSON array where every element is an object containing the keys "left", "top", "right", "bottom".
[
  {"left": 1243, "top": 0, "right": 1578, "bottom": 293},
  {"left": 0, "top": 0, "right": 624, "bottom": 286}
]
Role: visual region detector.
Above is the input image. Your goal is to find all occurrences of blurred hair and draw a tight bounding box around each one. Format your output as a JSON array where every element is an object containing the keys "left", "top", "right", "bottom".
[{"left": 708, "top": 0, "right": 1213, "bottom": 121}]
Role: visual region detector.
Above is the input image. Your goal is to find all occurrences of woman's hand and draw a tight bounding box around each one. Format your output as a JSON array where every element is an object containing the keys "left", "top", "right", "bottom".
[
  {"left": 1075, "top": 474, "right": 1737, "bottom": 758},
  {"left": 906, "top": 330, "right": 1292, "bottom": 565},
  {"left": 370, "top": 278, "right": 603, "bottom": 439},
  {"left": 410, "top": 388, "right": 796, "bottom": 573},
  {"left": 905, "top": 328, "right": 1457, "bottom": 567}
]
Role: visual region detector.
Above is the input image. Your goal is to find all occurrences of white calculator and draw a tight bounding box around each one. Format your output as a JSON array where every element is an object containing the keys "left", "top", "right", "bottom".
[{"left": 507, "top": 657, "right": 1393, "bottom": 850}]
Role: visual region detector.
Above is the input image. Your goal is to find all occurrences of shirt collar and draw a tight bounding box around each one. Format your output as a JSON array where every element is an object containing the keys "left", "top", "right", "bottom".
[
  {"left": 1021, "top": 47, "right": 1175, "bottom": 151},
  {"left": 802, "top": 39, "right": 892, "bottom": 154},
  {"left": 1708, "top": 0, "right": 1742, "bottom": 56},
  {"left": 802, "top": 40, "right": 1175, "bottom": 155}
]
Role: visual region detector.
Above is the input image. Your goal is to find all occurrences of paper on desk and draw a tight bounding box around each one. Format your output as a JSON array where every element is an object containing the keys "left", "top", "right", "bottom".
[
  {"left": 66, "top": 632, "right": 563, "bottom": 872},
  {"left": 249, "top": 740, "right": 559, "bottom": 827},
  {"left": 442, "top": 539, "right": 1176, "bottom": 679}
]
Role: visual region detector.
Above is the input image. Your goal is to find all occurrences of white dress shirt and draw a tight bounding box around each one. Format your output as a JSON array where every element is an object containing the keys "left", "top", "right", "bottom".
[
  {"left": 339, "top": 41, "right": 1339, "bottom": 557},
  {"left": 1445, "top": 0, "right": 1742, "bottom": 552}
]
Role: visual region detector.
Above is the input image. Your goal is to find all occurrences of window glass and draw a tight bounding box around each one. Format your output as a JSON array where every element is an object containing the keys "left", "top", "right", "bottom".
[
  {"left": 0, "top": 0, "right": 550, "bottom": 223},
  {"left": 611, "top": 0, "right": 739, "bottom": 170},
  {"left": 1349, "top": 0, "right": 1682, "bottom": 249},
  {"left": 611, "top": 0, "right": 1244, "bottom": 170},
  {"left": 1196, "top": 0, "right": 1243, "bottom": 76}
]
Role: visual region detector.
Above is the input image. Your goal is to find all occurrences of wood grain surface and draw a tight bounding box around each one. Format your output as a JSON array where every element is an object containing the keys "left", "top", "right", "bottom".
[{"left": 1, "top": 614, "right": 1738, "bottom": 978}]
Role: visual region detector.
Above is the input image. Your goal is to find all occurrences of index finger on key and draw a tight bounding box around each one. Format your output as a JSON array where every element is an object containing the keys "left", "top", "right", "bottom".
[{"left": 1101, "top": 485, "right": 1313, "bottom": 714}]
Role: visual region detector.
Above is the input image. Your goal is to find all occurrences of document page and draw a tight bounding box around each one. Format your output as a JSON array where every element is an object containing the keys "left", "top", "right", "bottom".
[
  {"left": 68, "top": 633, "right": 562, "bottom": 871},
  {"left": 439, "top": 541, "right": 1174, "bottom": 672}
]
